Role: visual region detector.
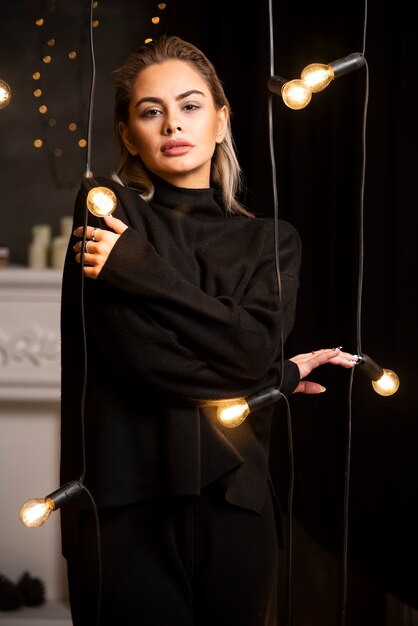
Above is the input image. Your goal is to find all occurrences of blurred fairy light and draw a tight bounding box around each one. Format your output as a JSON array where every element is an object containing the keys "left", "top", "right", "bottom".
[
  {"left": 31, "top": 1, "right": 98, "bottom": 184},
  {"left": 144, "top": 1, "right": 167, "bottom": 43},
  {"left": 30, "top": 0, "right": 164, "bottom": 180}
]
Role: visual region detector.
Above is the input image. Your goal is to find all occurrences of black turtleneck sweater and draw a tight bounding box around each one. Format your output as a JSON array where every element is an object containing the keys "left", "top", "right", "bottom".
[{"left": 60, "top": 174, "right": 301, "bottom": 557}]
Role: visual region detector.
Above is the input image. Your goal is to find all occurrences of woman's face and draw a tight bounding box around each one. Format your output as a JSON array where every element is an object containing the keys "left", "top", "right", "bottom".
[{"left": 119, "top": 59, "right": 228, "bottom": 189}]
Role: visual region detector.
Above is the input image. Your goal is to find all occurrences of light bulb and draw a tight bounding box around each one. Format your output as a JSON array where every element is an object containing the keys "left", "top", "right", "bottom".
[
  {"left": 19, "top": 481, "right": 83, "bottom": 529},
  {"left": 0, "top": 80, "right": 12, "bottom": 109},
  {"left": 268, "top": 52, "right": 365, "bottom": 110},
  {"left": 86, "top": 186, "right": 117, "bottom": 217},
  {"left": 300, "top": 63, "right": 334, "bottom": 93},
  {"left": 19, "top": 498, "right": 54, "bottom": 528},
  {"left": 371, "top": 369, "right": 400, "bottom": 396},
  {"left": 281, "top": 79, "right": 312, "bottom": 110},
  {"left": 216, "top": 386, "right": 283, "bottom": 428},
  {"left": 217, "top": 399, "right": 250, "bottom": 428},
  {"left": 358, "top": 354, "right": 400, "bottom": 396}
]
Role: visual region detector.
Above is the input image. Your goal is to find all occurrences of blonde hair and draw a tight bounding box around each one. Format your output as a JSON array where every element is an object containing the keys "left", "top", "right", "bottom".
[{"left": 113, "top": 36, "right": 253, "bottom": 217}]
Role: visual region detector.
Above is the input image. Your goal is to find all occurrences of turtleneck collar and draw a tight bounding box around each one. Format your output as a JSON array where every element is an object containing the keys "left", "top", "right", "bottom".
[{"left": 149, "top": 174, "right": 225, "bottom": 218}]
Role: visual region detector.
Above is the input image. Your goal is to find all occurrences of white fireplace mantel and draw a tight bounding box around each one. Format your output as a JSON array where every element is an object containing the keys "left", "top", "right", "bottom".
[
  {"left": 0, "top": 267, "right": 71, "bottom": 622},
  {"left": 0, "top": 267, "right": 62, "bottom": 402}
]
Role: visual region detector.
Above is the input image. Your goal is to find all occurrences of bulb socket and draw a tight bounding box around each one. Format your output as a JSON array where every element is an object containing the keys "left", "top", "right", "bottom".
[
  {"left": 267, "top": 75, "right": 289, "bottom": 96},
  {"left": 358, "top": 354, "right": 383, "bottom": 381},
  {"left": 47, "top": 480, "right": 83, "bottom": 511},
  {"left": 247, "top": 386, "right": 282, "bottom": 411},
  {"left": 329, "top": 53, "right": 365, "bottom": 78}
]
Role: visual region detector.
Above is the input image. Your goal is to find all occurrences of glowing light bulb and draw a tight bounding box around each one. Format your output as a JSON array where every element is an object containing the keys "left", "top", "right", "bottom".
[
  {"left": 19, "top": 481, "right": 83, "bottom": 529},
  {"left": 358, "top": 354, "right": 400, "bottom": 396},
  {"left": 217, "top": 399, "right": 250, "bottom": 428},
  {"left": 371, "top": 369, "right": 400, "bottom": 396},
  {"left": 19, "top": 498, "right": 55, "bottom": 528},
  {"left": 216, "top": 386, "right": 283, "bottom": 428},
  {"left": 86, "top": 186, "right": 117, "bottom": 217},
  {"left": 268, "top": 53, "right": 365, "bottom": 110},
  {"left": 281, "top": 79, "right": 312, "bottom": 110},
  {"left": 0, "top": 80, "right": 12, "bottom": 109},
  {"left": 300, "top": 63, "right": 334, "bottom": 93}
]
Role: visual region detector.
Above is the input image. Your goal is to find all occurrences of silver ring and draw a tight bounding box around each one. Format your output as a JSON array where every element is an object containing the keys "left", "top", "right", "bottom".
[
  {"left": 85, "top": 240, "right": 91, "bottom": 253},
  {"left": 91, "top": 228, "right": 97, "bottom": 241}
]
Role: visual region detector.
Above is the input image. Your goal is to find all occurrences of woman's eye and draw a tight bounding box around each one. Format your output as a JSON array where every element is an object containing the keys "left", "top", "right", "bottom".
[
  {"left": 184, "top": 103, "right": 199, "bottom": 111},
  {"left": 142, "top": 108, "right": 161, "bottom": 118}
]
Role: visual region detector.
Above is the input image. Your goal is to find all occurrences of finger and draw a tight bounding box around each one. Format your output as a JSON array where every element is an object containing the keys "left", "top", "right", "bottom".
[
  {"left": 73, "top": 240, "right": 95, "bottom": 254},
  {"left": 290, "top": 348, "right": 340, "bottom": 366},
  {"left": 293, "top": 348, "right": 341, "bottom": 361},
  {"left": 103, "top": 214, "right": 128, "bottom": 235},
  {"left": 90, "top": 227, "right": 100, "bottom": 241},
  {"left": 73, "top": 226, "right": 87, "bottom": 238},
  {"left": 293, "top": 380, "right": 327, "bottom": 395}
]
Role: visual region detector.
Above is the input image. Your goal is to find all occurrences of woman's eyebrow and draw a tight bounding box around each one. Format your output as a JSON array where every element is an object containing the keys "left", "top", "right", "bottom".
[{"left": 134, "top": 89, "right": 206, "bottom": 108}]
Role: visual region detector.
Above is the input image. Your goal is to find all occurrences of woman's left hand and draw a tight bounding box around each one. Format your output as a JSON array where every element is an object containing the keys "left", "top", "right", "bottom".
[
  {"left": 290, "top": 348, "right": 359, "bottom": 394},
  {"left": 72, "top": 215, "right": 128, "bottom": 278}
]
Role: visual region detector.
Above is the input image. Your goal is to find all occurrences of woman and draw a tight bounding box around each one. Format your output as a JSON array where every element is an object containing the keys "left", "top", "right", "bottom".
[{"left": 60, "top": 35, "right": 357, "bottom": 625}]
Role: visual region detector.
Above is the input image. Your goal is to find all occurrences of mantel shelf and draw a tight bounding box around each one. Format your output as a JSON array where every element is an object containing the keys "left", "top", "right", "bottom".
[{"left": 0, "top": 600, "right": 72, "bottom": 625}]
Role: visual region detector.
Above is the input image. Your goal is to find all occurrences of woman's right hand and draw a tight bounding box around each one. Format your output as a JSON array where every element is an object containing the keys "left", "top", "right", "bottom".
[
  {"left": 290, "top": 347, "right": 359, "bottom": 394},
  {"left": 72, "top": 215, "right": 128, "bottom": 279}
]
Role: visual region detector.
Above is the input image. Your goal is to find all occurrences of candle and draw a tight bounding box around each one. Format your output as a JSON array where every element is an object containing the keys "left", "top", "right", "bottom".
[{"left": 28, "top": 241, "right": 48, "bottom": 268}]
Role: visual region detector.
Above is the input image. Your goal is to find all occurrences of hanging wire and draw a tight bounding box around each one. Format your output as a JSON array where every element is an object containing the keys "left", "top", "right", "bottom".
[
  {"left": 84, "top": 0, "right": 96, "bottom": 179},
  {"left": 267, "top": 1, "right": 294, "bottom": 624},
  {"left": 341, "top": 3, "right": 369, "bottom": 624},
  {"left": 72, "top": 1, "right": 102, "bottom": 623}
]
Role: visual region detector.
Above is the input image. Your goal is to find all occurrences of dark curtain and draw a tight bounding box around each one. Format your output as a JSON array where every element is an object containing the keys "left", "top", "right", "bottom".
[{"left": 166, "top": 0, "right": 418, "bottom": 615}]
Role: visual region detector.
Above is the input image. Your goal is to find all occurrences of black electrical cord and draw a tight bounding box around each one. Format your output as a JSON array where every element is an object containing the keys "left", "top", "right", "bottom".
[
  {"left": 72, "top": 1, "right": 102, "bottom": 624},
  {"left": 267, "top": 2, "right": 294, "bottom": 624},
  {"left": 341, "top": 3, "right": 368, "bottom": 624}
]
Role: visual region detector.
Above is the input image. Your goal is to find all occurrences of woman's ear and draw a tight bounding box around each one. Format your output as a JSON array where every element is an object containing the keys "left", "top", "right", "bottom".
[
  {"left": 215, "top": 106, "right": 228, "bottom": 144},
  {"left": 118, "top": 122, "right": 138, "bottom": 155}
]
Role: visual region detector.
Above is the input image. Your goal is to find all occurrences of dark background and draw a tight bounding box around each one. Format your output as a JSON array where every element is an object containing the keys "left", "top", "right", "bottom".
[{"left": 1, "top": 1, "right": 417, "bottom": 624}]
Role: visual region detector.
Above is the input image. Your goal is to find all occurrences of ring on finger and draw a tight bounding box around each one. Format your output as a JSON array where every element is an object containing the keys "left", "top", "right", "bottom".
[
  {"left": 91, "top": 228, "right": 97, "bottom": 241},
  {"left": 85, "top": 240, "right": 91, "bottom": 253}
]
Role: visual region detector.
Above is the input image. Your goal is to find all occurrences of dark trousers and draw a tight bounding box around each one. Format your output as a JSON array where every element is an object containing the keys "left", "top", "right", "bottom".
[{"left": 66, "top": 485, "right": 279, "bottom": 626}]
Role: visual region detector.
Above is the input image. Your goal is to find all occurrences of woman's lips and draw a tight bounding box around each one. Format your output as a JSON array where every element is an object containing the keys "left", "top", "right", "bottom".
[{"left": 161, "top": 140, "right": 193, "bottom": 155}]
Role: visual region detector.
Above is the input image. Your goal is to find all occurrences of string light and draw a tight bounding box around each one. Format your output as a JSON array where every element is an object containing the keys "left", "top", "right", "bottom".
[
  {"left": 31, "top": 3, "right": 96, "bottom": 187},
  {"left": 217, "top": 387, "right": 283, "bottom": 428},
  {"left": 268, "top": 52, "right": 366, "bottom": 110},
  {"left": 19, "top": 482, "right": 83, "bottom": 529},
  {"left": 357, "top": 354, "right": 400, "bottom": 396},
  {"left": 144, "top": 1, "right": 167, "bottom": 43}
]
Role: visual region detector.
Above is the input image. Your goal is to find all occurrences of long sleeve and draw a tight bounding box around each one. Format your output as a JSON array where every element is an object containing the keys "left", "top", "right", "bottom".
[{"left": 79, "top": 177, "right": 301, "bottom": 402}]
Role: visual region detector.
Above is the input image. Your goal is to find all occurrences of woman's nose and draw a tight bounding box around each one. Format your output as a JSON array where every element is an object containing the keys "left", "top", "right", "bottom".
[{"left": 165, "top": 123, "right": 182, "bottom": 134}]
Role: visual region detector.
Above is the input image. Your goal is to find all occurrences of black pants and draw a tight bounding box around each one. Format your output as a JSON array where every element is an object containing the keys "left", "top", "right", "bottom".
[{"left": 66, "top": 486, "right": 279, "bottom": 626}]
